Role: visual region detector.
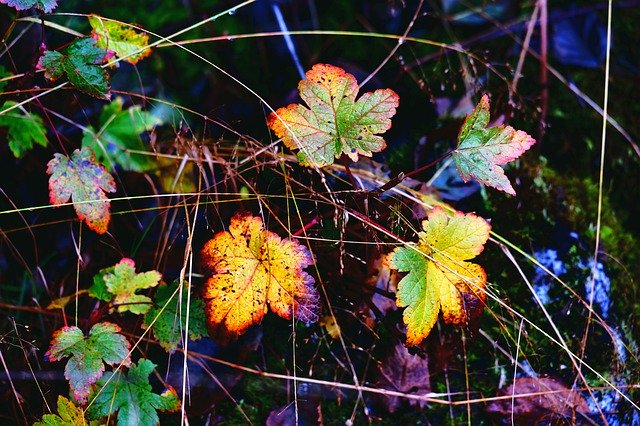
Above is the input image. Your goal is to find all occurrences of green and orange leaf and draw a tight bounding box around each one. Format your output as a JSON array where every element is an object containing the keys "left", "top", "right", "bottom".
[
  {"left": 267, "top": 63, "right": 399, "bottom": 167},
  {"left": 452, "top": 95, "right": 536, "bottom": 195},
  {"left": 47, "top": 147, "right": 116, "bottom": 234},
  {"left": 45, "top": 322, "right": 130, "bottom": 403},
  {"left": 390, "top": 207, "right": 490, "bottom": 345},
  {"left": 34, "top": 396, "right": 98, "bottom": 426},
  {"left": 89, "top": 15, "right": 151, "bottom": 64},
  {"left": 201, "top": 213, "right": 319, "bottom": 341}
]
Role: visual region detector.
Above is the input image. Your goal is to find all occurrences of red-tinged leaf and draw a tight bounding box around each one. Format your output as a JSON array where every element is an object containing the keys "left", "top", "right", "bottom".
[
  {"left": 37, "top": 38, "right": 111, "bottom": 99},
  {"left": 45, "top": 322, "right": 130, "bottom": 403},
  {"left": 452, "top": 94, "right": 536, "bottom": 195},
  {"left": 89, "top": 15, "right": 151, "bottom": 64},
  {"left": 47, "top": 147, "right": 116, "bottom": 234},
  {"left": 267, "top": 63, "right": 399, "bottom": 167},
  {"left": 201, "top": 213, "right": 319, "bottom": 341},
  {"left": 390, "top": 207, "right": 491, "bottom": 345},
  {"left": 0, "top": 0, "right": 56, "bottom": 12}
]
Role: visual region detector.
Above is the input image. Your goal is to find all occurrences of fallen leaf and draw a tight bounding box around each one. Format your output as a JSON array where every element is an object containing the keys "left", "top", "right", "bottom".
[
  {"left": 47, "top": 147, "right": 116, "bottom": 234},
  {"left": 485, "top": 377, "right": 590, "bottom": 425},
  {"left": 0, "top": 101, "right": 48, "bottom": 158},
  {"left": 45, "top": 322, "right": 131, "bottom": 403},
  {"left": 89, "top": 15, "right": 151, "bottom": 64},
  {"left": 452, "top": 94, "right": 536, "bottom": 195},
  {"left": 46, "top": 290, "right": 88, "bottom": 310},
  {"left": 38, "top": 38, "right": 111, "bottom": 99},
  {"left": 376, "top": 343, "right": 431, "bottom": 412},
  {"left": 390, "top": 206, "right": 491, "bottom": 345},
  {"left": 268, "top": 63, "right": 399, "bottom": 167},
  {"left": 34, "top": 395, "right": 98, "bottom": 426},
  {"left": 143, "top": 280, "right": 208, "bottom": 352},
  {"left": 87, "top": 359, "right": 180, "bottom": 426},
  {"left": 81, "top": 97, "right": 161, "bottom": 172},
  {"left": 201, "top": 213, "right": 319, "bottom": 341}
]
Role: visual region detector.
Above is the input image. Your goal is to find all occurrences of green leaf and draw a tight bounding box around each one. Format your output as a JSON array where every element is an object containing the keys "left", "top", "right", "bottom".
[
  {"left": 0, "top": 65, "right": 10, "bottom": 92},
  {"left": 45, "top": 322, "right": 131, "bottom": 403},
  {"left": 87, "top": 359, "right": 180, "bottom": 426},
  {"left": 267, "top": 63, "right": 399, "bottom": 167},
  {"left": 452, "top": 95, "right": 536, "bottom": 195},
  {"left": 390, "top": 207, "right": 491, "bottom": 345},
  {"left": 34, "top": 395, "right": 99, "bottom": 426},
  {"left": 89, "top": 15, "right": 151, "bottom": 64},
  {"left": 47, "top": 147, "right": 117, "bottom": 234},
  {"left": 93, "top": 258, "right": 162, "bottom": 314},
  {"left": 37, "top": 38, "right": 111, "bottom": 99},
  {"left": 0, "top": 101, "right": 48, "bottom": 158},
  {"left": 82, "top": 97, "right": 161, "bottom": 172},
  {"left": 144, "top": 280, "right": 207, "bottom": 352},
  {"left": 0, "top": 0, "right": 56, "bottom": 13}
]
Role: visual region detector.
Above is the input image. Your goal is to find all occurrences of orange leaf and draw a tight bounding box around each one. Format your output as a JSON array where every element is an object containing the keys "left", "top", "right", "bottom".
[{"left": 201, "top": 213, "right": 319, "bottom": 341}]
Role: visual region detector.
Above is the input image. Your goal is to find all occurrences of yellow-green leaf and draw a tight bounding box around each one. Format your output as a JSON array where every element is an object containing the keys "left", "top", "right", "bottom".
[
  {"left": 390, "top": 207, "right": 490, "bottom": 345},
  {"left": 89, "top": 15, "right": 151, "bottom": 64},
  {"left": 34, "top": 395, "right": 100, "bottom": 426},
  {"left": 201, "top": 213, "right": 319, "bottom": 341}
]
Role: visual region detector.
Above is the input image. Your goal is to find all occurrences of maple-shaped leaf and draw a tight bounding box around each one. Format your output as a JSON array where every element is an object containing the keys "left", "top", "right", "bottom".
[
  {"left": 452, "top": 94, "right": 536, "bottom": 195},
  {"left": 87, "top": 359, "right": 180, "bottom": 426},
  {"left": 0, "top": 101, "right": 48, "bottom": 158},
  {"left": 267, "top": 63, "right": 399, "bottom": 167},
  {"left": 89, "top": 15, "right": 151, "bottom": 64},
  {"left": 143, "top": 280, "right": 207, "bottom": 352},
  {"left": 201, "top": 213, "right": 319, "bottom": 340},
  {"left": 45, "top": 322, "right": 131, "bottom": 403},
  {"left": 34, "top": 395, "right": 99, "bottom": 426},
  {"left": 0, "top": 0, "right": 56, "bottom": 13},
  {"left": 89, "top": 258, "right": 161, "bottom": 314},
  {"left": 37, "top": 38, "right": 111, "bottom": 99},
  {"left": 390, "top": 207, "right": 490, "bottom": 345},
  {"left": 82, "top": 97, "right": 161, "bottom": 172},
  {"left": 47, "top": 147, "right": 116, "bottom": 234}
]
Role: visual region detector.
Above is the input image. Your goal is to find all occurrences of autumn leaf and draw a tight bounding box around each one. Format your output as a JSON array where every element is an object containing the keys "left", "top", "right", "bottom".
[
  {"left": 87, "top": 359, "right": 180, "bottom": 426},
  {"left": 34, "top": 395, "right": 99, "bottom": 426},
  {"left": 47, "top": 147, "right": 116, "bottom": 234},
  {"left": 0, "top": 0, "right": 56, "bottom": 13},
  {"left": 45, "top": 322, "right": 131, "bottom": 403},
  {"left": 89, "top": 15, "right": 151, "bottom": 64},
  {"left": 452, "top": 94, "right": 536, "bottom": 195},
  {"left": 201, "top": 213, "right": 319, "bottom": 340},
  {"left": 390, "top": 207, "right": 490, "bottom": 345},
  {"left": 0, "top": 101, "right": 48, "bottom": 158},
  {"left": 82, "top": 97, "right": 161, "bottom": 172},
  {"left": 267, "top": 63, "right": 399, "bottom": 167},
  {"left": 143, "top": 280, "right": 207, "bottom": 352},
  {"left": 37, "top": 38, "right": 111, "bottom": 99},
  {"left": 89, "top": 258, "right": 161, "bottom": 314}
]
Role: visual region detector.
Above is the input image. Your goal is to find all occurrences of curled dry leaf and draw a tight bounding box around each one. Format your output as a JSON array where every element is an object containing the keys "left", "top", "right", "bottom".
[
  {"left": 201, "top": 213, "right": 319, "bottom": 341},
  {"left": 390, "top": 206, "right": 491, "bottom": 345}
]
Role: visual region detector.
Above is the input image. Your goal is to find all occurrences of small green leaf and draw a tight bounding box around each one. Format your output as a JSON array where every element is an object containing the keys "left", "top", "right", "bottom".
[
  {"left": 91, "top": 258, "right": 162, "bottom": 314},
  {"left": 45, "top": 322, "right": 131, "bottom": 403},
  {"left": 144, "top": 280, "right": 207, "bottom": 352},
  {"left": 89, "top": 15, "right": 151, "bottom": 64},
  {"left": 0, "top": 0, "right": 56, "bottom": 13},
  {"left": 452, "top": 95, "right": 536, "bottom": 195},
  {"left": 82, "top": 97, "right": 161, "bottom": 172},
  {"left": 87, "top": 359, "right": 180, "bottom": 426},
  {"left": 268, "top": 63, "right": 399, "bottom": 167},
  {"left": 34, "top": 395, "right": 99, "bottom": 426},
  {"left": 47, "top": 147, "right": 117, "bottom": 234},
  {"left": 38, "top": 38, "right": 111, "bottom": 99},
  {"left": 0, "top": 101, "right": 48, "bottom": 158}
]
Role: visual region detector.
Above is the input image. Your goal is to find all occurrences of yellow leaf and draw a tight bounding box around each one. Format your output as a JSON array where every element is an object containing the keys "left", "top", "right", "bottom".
[
  {"left": 201, "top": 213, "right": 319, "bottom": 341},
  {"left": 390, "top": 207, "right": 490, "bottom": 345}
]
